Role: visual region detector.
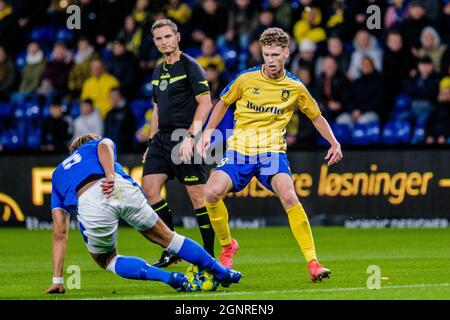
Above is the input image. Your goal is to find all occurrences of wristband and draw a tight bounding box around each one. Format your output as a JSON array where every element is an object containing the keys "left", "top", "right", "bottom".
[{"left": 53, "top": 277, "right": 64, "bottom": 285}]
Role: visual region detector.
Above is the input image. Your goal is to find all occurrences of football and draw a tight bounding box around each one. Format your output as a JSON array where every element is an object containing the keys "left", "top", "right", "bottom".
[{"left": 185, "top": 264, "right": 219, "bottom": 292}]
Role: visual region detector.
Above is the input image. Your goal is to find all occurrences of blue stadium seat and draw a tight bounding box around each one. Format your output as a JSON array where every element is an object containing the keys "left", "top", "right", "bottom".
[
  {"left": 393, "top": 94, "right": 411, "bottom": 112},
  {"left": 184, "top": 47, "right": 202, "bottom": 58},
  {"left": 70, "top": 102, "right": 81, "bottom": 119},
  {"left": 411, "top": 124, "right": 425, "bottom": 144},
  {"left": 30, "top": 26, "right": 55, "bottom": 45},
  {"left": 0, "top": 102, "right": 14, "bottom": 118},
  {"left": 331, "top": 123, "right": 351, "bottom": 144},
  {"left": 140, "top": 76, "right": 153, "bottom": 98},
  {"left": 382, "top": 120, "right": 411, "bottom": 144},
  {"left": 26, "top": 128, "right": 41, "bottom": 150},
  {"left": 15, "top": 50, "right": 27, "bottom": 72},
  {"left": 351, "top": 122, "right": 380, "bottom": 145},
  {"left": 56, "top": 27, "right": 73, "bottom": 43},
  {"left": 130, "top": 99, "right": 152, "bottom": 127},
  {"left": 25, "top": 103, "right": 41, "bottom": 121},
  {"left": 1, "top": 130, "right": 21, "bottom": 150}
]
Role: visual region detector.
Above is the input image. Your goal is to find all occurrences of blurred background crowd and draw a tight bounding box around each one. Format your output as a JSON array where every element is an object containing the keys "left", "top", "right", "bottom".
[{"left": 0, "top": 0, "right": 449, "bottom": 153}]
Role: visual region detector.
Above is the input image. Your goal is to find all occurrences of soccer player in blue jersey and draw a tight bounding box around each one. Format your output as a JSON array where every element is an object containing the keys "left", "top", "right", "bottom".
[{"left": 45, "top": 134, "right": 241, "bottom": 294}]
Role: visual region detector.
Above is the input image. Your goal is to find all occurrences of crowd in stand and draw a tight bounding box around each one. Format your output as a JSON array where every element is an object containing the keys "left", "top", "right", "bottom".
[{"left": 0, "top": 0, "right": 449, "bottom": 152}]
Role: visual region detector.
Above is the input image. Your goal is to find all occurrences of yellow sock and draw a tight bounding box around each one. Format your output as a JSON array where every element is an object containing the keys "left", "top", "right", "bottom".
[
  {"left": 286, "top": 203, "right": 317, "bottom": 262},
  {"left": 205, "top": 199, "right": 231, "bottom": 247}
]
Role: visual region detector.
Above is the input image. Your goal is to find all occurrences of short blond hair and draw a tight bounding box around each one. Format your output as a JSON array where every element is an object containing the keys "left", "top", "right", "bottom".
[
  {"left": 151, "top": 19, "right": 178, "bottom": 35},
  {"left": 259, "top": 27, "right": 290, "bottom": 48},
  {"left": 69, "top": 134, "right": 102, "bottom": 153}
]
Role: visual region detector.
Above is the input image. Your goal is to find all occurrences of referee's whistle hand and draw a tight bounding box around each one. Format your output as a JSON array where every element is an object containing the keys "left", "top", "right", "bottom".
[{"left": 179, "top": 137, "right": 195, "bottom": 162}]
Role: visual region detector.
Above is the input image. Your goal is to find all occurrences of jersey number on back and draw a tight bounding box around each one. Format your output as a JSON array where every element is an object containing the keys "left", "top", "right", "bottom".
[{"left": 62, "top": 152, "right": 82, "bottom": 170}]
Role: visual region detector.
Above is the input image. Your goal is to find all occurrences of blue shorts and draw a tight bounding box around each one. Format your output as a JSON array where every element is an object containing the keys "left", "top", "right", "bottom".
[{"left": 214, "top": 150, "right": 292, "bottom": 192}]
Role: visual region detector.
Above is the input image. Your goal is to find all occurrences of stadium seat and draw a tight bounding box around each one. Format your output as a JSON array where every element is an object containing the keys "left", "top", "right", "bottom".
[
  {"left": 55, "top": 27, "right": 73, "bottom": 43},
  {"left": 0, "top": 130, "right": 21, "bottom": 150},
  {"left": 0, "top": 103, "right": 14, "bottom": 118},
  {"left": 411, "top": 124, "right": 425, "bottom": 144},
  {"left": 331, "top": 123, "right": 351, "bottom": 144},
  {"left": 351, "top": 122, "right": 380, "bottom": 145},
  {"left": 382, "top": 120, "right": 411, "bottom": 144},
  {"left": 184, "top": 47, "right": 202, "bottom": 58},
  {"left": 70, "top": 102, "right": 81, "bottom": 119},
  {"left": 15, "top": 50, "right": 27, "bottom": 72},
  {"left": 26, "top": 128, "right": 41, "bottom": 150},
  {"left": 30, "top": 26, "right": 55, "bottom": 46},
  {"left": 130, "top": 99, "right": 152, "bottom": 124}
]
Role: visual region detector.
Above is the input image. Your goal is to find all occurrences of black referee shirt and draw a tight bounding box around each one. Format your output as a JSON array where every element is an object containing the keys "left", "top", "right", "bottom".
[{"left": 151, "top": 52, "right": 210, "bottom": 131}]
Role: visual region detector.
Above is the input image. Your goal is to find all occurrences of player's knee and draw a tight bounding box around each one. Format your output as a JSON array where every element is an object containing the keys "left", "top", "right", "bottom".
[
  {"left": 204, "top": 186, "right": 224, "bottom": 204},
  {"left": 280, "top": 190, "right": 299, "bottom": 208}
]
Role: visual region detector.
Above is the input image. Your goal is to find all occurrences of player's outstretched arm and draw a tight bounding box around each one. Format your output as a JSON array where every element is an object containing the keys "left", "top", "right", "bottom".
[
  {"left": 45, "top": 209, "right": 69, "bottom": 294},
  {"left": 98, "top": 138, "right": 116, "bottom": 198},
  {"left": 196, "top": 99, "right": 230, "bottom": 158},
  {"left": 312, "top": 115, "right": 343, "bottom": 166}
]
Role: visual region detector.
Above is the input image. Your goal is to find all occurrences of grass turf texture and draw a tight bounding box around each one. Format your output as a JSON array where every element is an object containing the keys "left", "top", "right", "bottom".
[{"left": 1, "top": 227, "right": 449, "bottom": 300}]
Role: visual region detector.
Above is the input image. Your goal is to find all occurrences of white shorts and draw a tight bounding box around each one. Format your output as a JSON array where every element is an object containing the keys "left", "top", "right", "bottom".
[{"left": 77, "top": 174, "right": 159, "bottom": 254}]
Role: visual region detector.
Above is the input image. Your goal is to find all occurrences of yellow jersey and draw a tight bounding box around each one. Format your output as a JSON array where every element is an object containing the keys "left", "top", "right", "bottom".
[{"left": 220, "top": 65, "right": 321, "bottom": 155}]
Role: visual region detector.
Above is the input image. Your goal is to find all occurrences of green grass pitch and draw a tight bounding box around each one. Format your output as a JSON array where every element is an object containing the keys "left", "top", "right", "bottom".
[{"left": 1, "top": 227, "right": 449, "bottom": 300}]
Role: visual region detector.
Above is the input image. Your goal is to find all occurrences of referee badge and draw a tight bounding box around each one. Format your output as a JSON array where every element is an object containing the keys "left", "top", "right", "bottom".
[
  {"left": 159, "top": 79, "right": 168, "bottom": 91},
  {"left": 281, "top": 89, "right": 290, "bottom": 102}
]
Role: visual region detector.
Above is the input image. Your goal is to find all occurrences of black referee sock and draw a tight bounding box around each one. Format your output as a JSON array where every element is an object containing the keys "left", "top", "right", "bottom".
[
  {"left": 195, "top": 207, "right": 216, "bottom": 258},
  {"left": 152, "top": 199, "right": 174, "bottom": 231}
]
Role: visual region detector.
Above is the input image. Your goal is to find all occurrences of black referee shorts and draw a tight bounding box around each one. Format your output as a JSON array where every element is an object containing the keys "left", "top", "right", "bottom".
[{"left": 143, "top": 131, "right": 208, "bottom": 185}]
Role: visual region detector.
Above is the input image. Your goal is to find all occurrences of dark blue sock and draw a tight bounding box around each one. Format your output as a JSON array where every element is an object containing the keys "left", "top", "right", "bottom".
[
  {"left": 113, "top": 256, "right": 171, "bottom": 283},
  {"left": 177, "top": 238, "right": 229, "bottom": 281}
]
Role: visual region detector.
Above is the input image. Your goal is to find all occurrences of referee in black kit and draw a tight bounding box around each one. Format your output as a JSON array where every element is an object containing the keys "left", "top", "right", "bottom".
[{"left": 142, "top": 19, "right": 215, "bottom": 267}]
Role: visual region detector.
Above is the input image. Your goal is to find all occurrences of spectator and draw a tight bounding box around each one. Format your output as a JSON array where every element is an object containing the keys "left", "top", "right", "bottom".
[
  {"left": 315, "top": 36, "right": 351, "bottom": 78},
  {"left": 315, "top": 56, "right": 349, "bottom": 122},
  {"left": 290, "top": 40, "right": 317, "bottom": 79},
  {"left": 166, "top": 0, "right": 192, "bottom": 28},
  {"left": 191, "top": 0, "right": 228, "bottom": 44},
  {"left": 441, "top": 0, "right": 450, "bottom": 45},
  {"left": 68, "top": 38, "right": 98, "bottom": 98},
  {"left": 37, "top": 42, "right": 72, "bottom": 97},
  {"left": 197, "top": 38, "right": 225, "bottom": 73},
  {"left": 221, "top": 0, "right": 258, "bottom": 49},
  {"left": 399, "top": 1, "right": 434, "bottom": 50},
  {"left": 293, "top": 65, "right": 316, "bottom": 146},
  {"left": 41, "top": 98, "right": 71, "bottom": 152},
  {"left": 250, "top": 9, "right": 277, "bottom": 41},
  {"left": 117, "top": 16, "right": 143, "bottom": 57},
  {"left": 103, "top": 88, "right": 136, "bottom": 153},
  {"left": 81, "top": 58, "right": 119, "bottom": 118},
  {"left": 417, "top": 26, "right": 447, "bottom": 73},
  {"left": 347, "top": 29, "right": 383, "bottom": 80},
  {"left": 343, "top": 0, "right": 388, "bottom": 41},
  {"left": 402, "top": 56, "right": 440, "bottom": 125},
  {"left": 205, "top": 64, "right": 226, "bottom": 105},
  {"left": 0, "top": 46, "right": 17, "bottom": 101},
  {"left": 425, "top": 77, "right": 450, "bottom": 144},
  {"left": 293, "top": 6, "right": 327, "bottom": 44},
  {"left": 337, "top": 56, "right": 385, "bottom": 127},
  {"left": 18, "top": 41, "right": 46, "bottom": 94},
  {"left": 105, "top": 39, "right": 137, "bottom": 99},
  {"left": 131, "top": 0, "right": 153, "bottom": 31},
  {"left": 383, "top": 30, "right": 416, "bottom": 114},
  {"left": 245, "top": 38, "right": 264, "bottom": 69},
  {"left": 268, "top": 0, "right": 292, "bottom": 31},
  {"left": 135, "top": 108, "right": 153, "bottom": 146},
  {"left": 72, "top": 99, "right": 103, "bottom": 139},
  {"left": 0, "top": 0, "right": 21, "bottom": 53},
  {"left": 384, "top": 0, "right": 410, "bottom": 29}
]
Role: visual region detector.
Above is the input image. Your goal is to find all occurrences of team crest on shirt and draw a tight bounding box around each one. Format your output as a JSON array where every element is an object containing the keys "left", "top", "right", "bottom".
[
  {"left": 281, "top": 89, "right": 290, "bottom": 102},
  {"left": 159, "top": 79, "right": 168, "bottom": 91},
  {"left": 252, "top": 87, "right": 260, "bottom": 94}
]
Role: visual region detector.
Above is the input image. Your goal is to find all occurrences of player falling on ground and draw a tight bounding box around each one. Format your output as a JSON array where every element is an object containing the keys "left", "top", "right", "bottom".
[
  {"left": 142, "top": 19, "right": 215, "bottom": 268},
  {"left": 197, "top": 28, "right": 343, "bottom": 282},
  {"left": 45, "top": 134, "right": 240, "bottom": 294}
]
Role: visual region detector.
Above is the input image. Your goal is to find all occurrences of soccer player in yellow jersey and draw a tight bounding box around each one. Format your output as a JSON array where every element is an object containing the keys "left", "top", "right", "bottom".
[{"left": 196, "top": 28, "right": 343, "bottom": 282}]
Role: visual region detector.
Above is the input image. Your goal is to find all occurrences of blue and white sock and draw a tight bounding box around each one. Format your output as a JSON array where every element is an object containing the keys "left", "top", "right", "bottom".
[
  {"left": 166, "top": 232, "right": 229, "bottom": 281},
  {"left": 106, "top": 255, "right": 171, "bottom": 283}
]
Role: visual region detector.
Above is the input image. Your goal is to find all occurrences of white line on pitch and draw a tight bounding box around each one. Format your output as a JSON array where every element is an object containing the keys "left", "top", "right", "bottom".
[{"left": 85, "top": 283, "right": 450, "bottom": 300}]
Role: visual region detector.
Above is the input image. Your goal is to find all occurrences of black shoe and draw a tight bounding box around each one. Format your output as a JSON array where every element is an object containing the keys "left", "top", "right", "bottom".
[{"left": 152, "top": 251, "right": 182, "bottom": 268}]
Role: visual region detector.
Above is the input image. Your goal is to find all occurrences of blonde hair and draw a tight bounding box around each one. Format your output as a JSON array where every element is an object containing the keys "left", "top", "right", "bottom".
[
  {"left": 69, "top": 134, "right": 102, "bottom": 153},
  {"left": 259, "top": 27, "right": 290, "bottom": 48}
]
